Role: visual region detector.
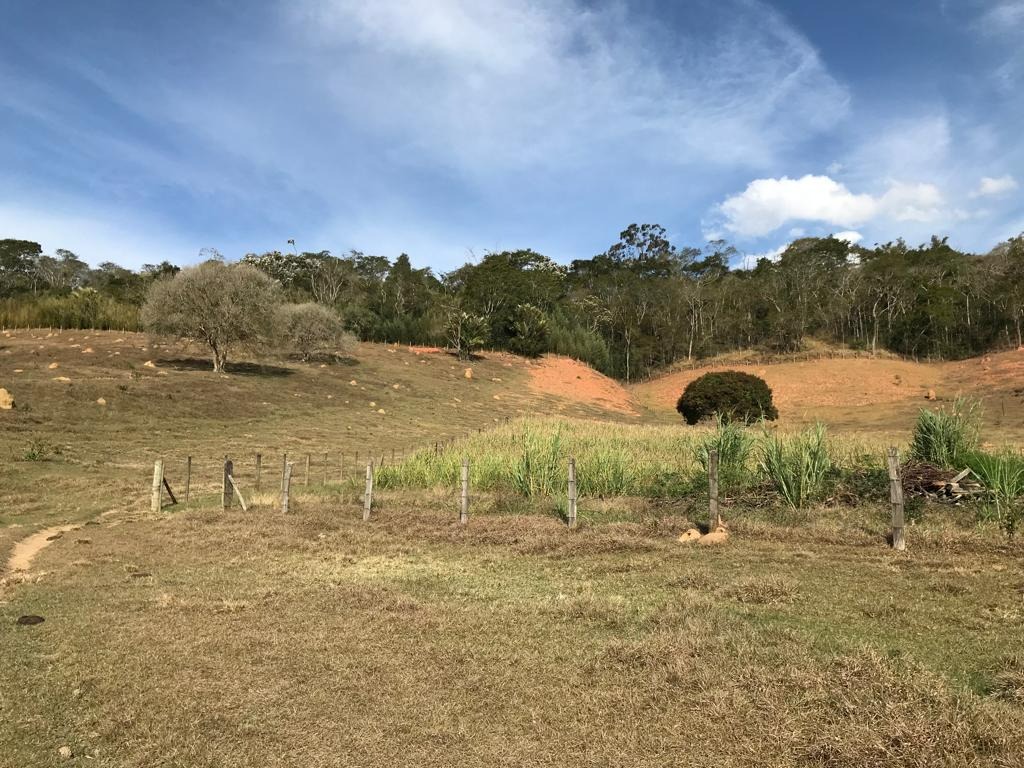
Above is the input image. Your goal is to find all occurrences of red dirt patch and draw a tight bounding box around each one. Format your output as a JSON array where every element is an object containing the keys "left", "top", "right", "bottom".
[
  {"left": 633, "top": 358, "right": 941, "bottom": 416},
  {"left": 526, "top": 356, "right": 640, "bottom": 416}
]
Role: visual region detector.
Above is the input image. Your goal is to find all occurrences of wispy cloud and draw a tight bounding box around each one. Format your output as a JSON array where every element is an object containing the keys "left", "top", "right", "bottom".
[
  {"left": 288, "top": 0, "right": 849, "bottom": 175},
  {"left": 971, "top": 175, "right": 1018, "bottom": 198}
]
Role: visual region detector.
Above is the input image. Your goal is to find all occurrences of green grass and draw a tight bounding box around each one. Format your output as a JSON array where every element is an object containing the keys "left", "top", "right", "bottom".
[
  {"left": 757, "top": 423, "right": 833, "bottom": 509},
  {"left": 910, "top": 398, "right": 982, "bottom": 468}
]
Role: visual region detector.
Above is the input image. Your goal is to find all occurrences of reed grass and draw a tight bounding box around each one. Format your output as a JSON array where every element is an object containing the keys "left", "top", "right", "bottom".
[
  {"left": 967, "top": 449, "right": 1024, "bottom": 536},
  {"left": 377, "top": 417, "right": 884, "bottom": 501},
  {"left": 756, "top": 423, "right": 833, "bottom": 509},
  {"left": 910, "top": 398, "right": 981, "bottom": 468}
]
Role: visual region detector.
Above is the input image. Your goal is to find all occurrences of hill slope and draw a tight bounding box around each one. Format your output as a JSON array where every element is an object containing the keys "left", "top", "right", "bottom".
[{"left": 631, "top": 349, "right": 1024, "bottom": 440}]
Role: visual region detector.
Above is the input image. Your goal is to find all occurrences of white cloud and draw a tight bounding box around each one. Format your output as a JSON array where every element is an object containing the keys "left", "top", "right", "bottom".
[
  {"left": 971, "top": 175, "right": 1019, "bottom": 198},
  {"left": 715, "top": 174, "right": 948, "bottom": 238},
  {"left": 288, "top": 0, "right": 849, "bottom": 174},
  {"left": 832, "top": 230, "right": 863, "bottom": 244},
  {"left": 739, "top": 244, "right": 785, "bottom": 270}
]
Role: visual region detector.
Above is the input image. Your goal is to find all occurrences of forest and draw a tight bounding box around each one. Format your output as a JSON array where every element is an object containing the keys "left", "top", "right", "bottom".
[{"left": 2, "top": 224, "right": 1023, "bottom": 381}]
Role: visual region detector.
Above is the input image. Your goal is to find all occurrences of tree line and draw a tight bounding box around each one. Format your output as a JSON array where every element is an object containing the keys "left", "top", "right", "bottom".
[{"left": 3, "top": 225, "right": 1023, "bottom": 379}]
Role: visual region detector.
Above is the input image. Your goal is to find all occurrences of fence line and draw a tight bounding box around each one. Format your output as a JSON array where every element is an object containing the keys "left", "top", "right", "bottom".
[{"left": 143, "top": 430, "right": 914, "bottom": 548}]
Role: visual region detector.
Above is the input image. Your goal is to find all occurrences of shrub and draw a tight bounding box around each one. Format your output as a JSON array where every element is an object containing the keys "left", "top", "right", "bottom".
[
  {"left": 966, "top": 450, "right": 1024, "bottom": 537},
  {"left": 694, "top": 415, "right": 754, "bottom": 487},
  {"left": 758, "top": 423, "right": 832, "bottom": 508},
  {"left": 277, "top": 302, "right": 353, "bottom": 361},
  {"left": 910, "top": 399, "right": 981, "bottom": 468},
  {"left": 677, "top": 371, "right": 778, "bottom": 425},
  {"left": 507, "top": 304, "right": 549, "bottom": 358}
]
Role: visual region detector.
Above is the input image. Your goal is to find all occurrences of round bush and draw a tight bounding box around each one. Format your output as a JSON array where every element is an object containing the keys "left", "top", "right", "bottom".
[{"left": 676, "top": 371, "right": 778, "bottom": 425}]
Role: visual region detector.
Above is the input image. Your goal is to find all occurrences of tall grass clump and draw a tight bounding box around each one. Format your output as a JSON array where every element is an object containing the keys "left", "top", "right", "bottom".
[
  {"left": 910, "top": 399, "right": 981, "bottom": 468},
  {"left": 509, "top": 425, "right": 565, "bottom": 496},
  {"left": 758, "top": 423, "right": 832, "bottom": 508},
  {"left": 375, "top": 417, "right": 702, "bottom": 498},
  {"left": 966, "top": 450, "right": 1024, "bottom": 537},
  {"left": 694, "top": 415, "right": 754, "bottom": 487}
]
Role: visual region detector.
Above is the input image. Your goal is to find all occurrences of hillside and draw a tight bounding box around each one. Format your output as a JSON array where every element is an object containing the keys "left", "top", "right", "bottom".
[
  {"left": 631, "top": 349, "right": 1024, "bottom": 441},
  {"left": 0, "top": 331, "right": 625, "bottom": 555}
]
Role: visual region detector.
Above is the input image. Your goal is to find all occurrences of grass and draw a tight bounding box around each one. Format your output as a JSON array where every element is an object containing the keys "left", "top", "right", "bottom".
[
  {"left": 757, "top": 423, "right": 833, "bottom": 509},
  {"left": 4, "top": 330, "right": 1024, "bottom": 766},
  {"left": 377, "top": 417, "right": 888, "bottom": 508},
  {"left": 967, "top": 449, "right": 1024, "bottom": 536},
  {"left": 2, "top": 498, "right": 1023, "bottom": 766},
  {"left": 910, "top": 398, "right": 982, "bottom": 468}
]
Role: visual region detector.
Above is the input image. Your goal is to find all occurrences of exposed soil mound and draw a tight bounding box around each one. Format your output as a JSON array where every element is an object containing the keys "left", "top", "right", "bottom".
[
  {"left": 527, "top": 356, "right": 640, "bottom": 416},
  {"left": 635, "top": 357, "right": 939, "bottom": 416}
]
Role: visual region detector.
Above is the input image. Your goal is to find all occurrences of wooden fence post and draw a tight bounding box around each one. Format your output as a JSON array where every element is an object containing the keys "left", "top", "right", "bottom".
[
  {"left": 708, "top": 449, "right": 721, "bottom": 529},
  {"left": 184, "top": 455, "right": 192, "bottom": 506},
  {"left": 281, "top": 452, "right": 288, "bottom": 492},
  {"left": 281, "top": 462, "right": 293, "bottom": 514},
  {"left": 305, "top": 454, "right": 311, "bottom": 487},
  {"left": 363, "top": 461, "right": 374, "bottom": 521},
  {"left": 222, "top": 458, "right": 233, "bottom": 510},
  {"left": 887, "top": 447, "right": 906, "bottom": 551},
  {"left": 255, "top": 453, "right": 262, "bottom": 491},
  {"left": 567, "top": 457, "right": 578, "bottom": 528},
  {"left": 460, "top": 457, "right": 470, "bottom": 525},
  {"left": 150, "top": 459, "right": 164, "bottom": 514}
]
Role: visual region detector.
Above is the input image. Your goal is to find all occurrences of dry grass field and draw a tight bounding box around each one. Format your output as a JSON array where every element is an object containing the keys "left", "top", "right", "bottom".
[{"left": 3, "top": 331, "right": 1024, "bottom": 766}]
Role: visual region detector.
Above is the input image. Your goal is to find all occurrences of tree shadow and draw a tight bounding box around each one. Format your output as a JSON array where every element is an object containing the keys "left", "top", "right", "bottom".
[
  {"left": 283, "top": 352, "right": 360, "bottom": 367},
  {"left": 158, "top": 357, "right": 295, "bottom": 377}
]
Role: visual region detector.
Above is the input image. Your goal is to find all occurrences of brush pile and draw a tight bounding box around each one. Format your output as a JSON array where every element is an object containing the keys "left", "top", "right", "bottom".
[{"left": 901, "top": 461, "right": 982, "bottom": 503}]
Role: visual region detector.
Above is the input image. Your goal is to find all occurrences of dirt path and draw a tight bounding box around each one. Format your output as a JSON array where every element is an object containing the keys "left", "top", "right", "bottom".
[{"left": 6, "top": 524, "right": 80, "bottom": 573}]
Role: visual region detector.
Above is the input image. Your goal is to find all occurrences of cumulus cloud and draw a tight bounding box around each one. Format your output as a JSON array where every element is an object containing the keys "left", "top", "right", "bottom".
[
  {"left": 971, "top": 175, "right": 1019, "bottom": 198},
  {"left": 714, "top": 174, "right": 948, "bottom": 238},
  {"left": 833, "top": 230, "right": 863, "bottom": 244}
]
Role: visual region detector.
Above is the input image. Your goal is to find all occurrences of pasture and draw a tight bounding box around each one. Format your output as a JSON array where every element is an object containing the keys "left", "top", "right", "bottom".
[{"left": 2, "top": 331, "right": 1024, "bottom": 766}]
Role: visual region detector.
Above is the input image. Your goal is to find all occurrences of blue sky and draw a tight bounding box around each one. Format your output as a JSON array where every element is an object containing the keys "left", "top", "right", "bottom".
[{"left": 1, "top": 0, "right": 1022, "bottom": 269}]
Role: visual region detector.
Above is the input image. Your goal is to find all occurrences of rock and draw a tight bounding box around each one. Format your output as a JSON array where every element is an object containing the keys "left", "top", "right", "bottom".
[
  {"left": 493, "top": 395, "right": 501, "bottom": 400},
  {"left": 926, "top": 389, "right": 937, "bottom": 401},
  {"left": 58, "top": 746, "right": 73, "bottom": 760},
  {"left": 377, "top": 409, "right": 386, "bottom": 414},
  {"left": 96, "top": 397, "right": 107, "bottom": 406},
  {"left": 143, "top": 360, "right": 157, "bottom": 369},
  {"left": 82, "top": 347, "right": 94, "bottom": 354},
  {"left": 13, "top": 369, "right": 23, "bottom": 373},
  {"left": 369, "top": 401, "right": 376, "bottom": 408},
  {"left": 349, "top": 380, "right": 357, "bottom": 386},
  {"left": 464, "top": 367, "right": 473, "bottom": 380},
  {"left": 16, "top": 615, "right": 45, "bottom": 625},
  {"left": 677, "top": 528, "right": 701, "bottom": 544},
  {"left": 54, "top": 376, "right": 72, "bottom": 383},
  {"left": 0, "top": 388, "right": 13, "bottom": 409},
  {"left": 48, "top": 362, "right": 59, "bottom": 369},
  {"left": 392, "top": 384, "right": 401, "bottom": 389},
  {"left": 698, "top": 526, "right": 730, "bottom": 546}
]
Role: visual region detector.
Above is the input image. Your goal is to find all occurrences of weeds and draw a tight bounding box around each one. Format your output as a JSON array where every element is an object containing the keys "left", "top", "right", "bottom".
[
  {"left": 758, "top": 423, "right": 832, "bottom": 508},
  {"left": 911, "top": 398, "right": 981, "bottom": 468},
  {"left": 22, "top": 438, "right": 59, "bottom": 461},
  {"left": 694, "top": 414, "right": 754, "bottom": 488},
  {"left": 967, "top": 449, "right": 1024, "bottom": 537}
]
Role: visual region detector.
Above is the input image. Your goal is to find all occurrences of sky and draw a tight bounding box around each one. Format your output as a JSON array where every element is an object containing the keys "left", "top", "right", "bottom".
[{"left": 1, "top": 0, "right": 1022, "bottom": 270}]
